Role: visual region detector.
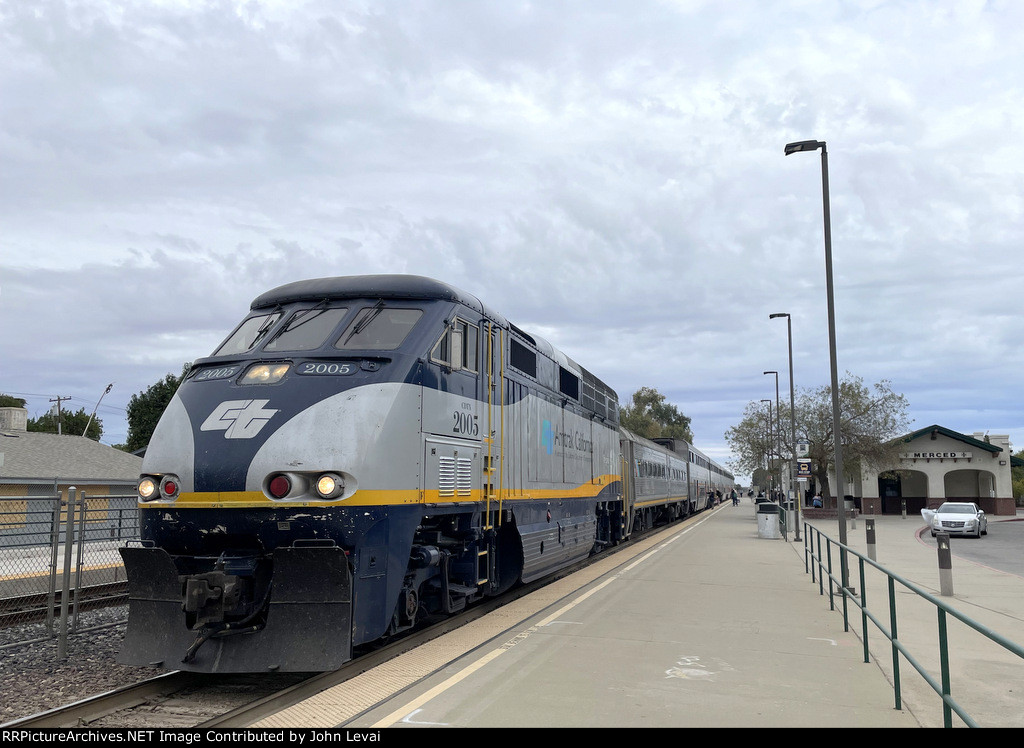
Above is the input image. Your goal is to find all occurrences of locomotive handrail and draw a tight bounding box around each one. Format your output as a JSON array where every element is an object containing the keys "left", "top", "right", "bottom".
[{"left": 801, "top": 520, "right": 1024, "bottom": 728}]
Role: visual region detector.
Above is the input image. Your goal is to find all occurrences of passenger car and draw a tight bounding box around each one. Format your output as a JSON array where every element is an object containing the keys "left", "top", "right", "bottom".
[{"left": 930, "top": 502, "right": 988, "bottom": 538}]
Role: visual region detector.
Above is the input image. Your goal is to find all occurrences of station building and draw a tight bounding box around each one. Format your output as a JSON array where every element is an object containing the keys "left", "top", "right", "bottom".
[{"left": 847, "top": 425, "right": 1021, "bottom": 517}]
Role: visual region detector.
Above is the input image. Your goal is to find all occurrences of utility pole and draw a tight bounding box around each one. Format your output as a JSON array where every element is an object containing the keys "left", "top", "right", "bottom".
[{"left": 49, "top": 396, "right": 72, "bottom": 435}]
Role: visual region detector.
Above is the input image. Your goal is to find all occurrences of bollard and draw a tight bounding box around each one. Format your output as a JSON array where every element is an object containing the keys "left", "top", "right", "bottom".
[
  {"left": 901, "top": 499, "right": 907, "bottom": 519},
  {"left": 935, "top": 531, "right": 953, "bottom": 596},
  {"left": 865, "top": 517, "right": 876, "bottom": 562}
]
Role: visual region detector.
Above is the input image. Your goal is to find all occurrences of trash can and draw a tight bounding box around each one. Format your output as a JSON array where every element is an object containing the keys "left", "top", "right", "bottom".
[{"left": 757, "top": 502, "right": 781, "bottom": 539}]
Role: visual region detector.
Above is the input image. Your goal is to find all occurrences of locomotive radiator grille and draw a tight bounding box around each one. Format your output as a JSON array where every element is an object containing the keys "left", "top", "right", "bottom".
[{"left": 438, "top": 456, "right": 474, "bottom": 497}]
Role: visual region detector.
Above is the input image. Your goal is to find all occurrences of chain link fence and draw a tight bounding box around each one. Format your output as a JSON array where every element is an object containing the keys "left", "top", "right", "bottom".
[{"left": 0, "top": 490, "right": 139, "bottom": 649}]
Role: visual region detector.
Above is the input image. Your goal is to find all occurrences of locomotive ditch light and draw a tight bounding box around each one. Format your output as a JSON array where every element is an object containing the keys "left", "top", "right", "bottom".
[
  {"left": 138, "top": 476, "right": 158, "bottom": 500},
  {"left": 239, "top": 362, "right": 291, "bottom": 385},
  {"left": 315, "top": 473, "right": 345, "bottom": 499}
]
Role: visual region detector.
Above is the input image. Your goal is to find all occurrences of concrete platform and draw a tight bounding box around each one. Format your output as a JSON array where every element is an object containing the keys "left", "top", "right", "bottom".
[{"left": 253, "top": 502, "right": 1024, "bottom": 729}]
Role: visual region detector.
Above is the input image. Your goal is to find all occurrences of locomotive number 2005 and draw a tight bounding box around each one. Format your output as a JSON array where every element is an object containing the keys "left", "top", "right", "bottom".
[
  {"left": 452, "top": 410, "right": 480, "bottom": 437},
  {"left": 298, "top": 362, "right": 356, "bottom": 376}
]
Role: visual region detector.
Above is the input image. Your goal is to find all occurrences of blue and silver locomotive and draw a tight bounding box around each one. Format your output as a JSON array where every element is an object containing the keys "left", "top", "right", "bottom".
[{"left": 119, "top": 275, "right": 732, "bottom": 672}]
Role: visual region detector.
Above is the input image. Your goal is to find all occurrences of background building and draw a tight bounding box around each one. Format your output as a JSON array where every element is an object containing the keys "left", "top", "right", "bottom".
[{"left": 852, "top": 426, "right": 1019, "bottom": 516}]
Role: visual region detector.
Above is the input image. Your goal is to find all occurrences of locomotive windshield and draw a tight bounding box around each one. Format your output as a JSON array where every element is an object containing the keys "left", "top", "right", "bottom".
[
  {"left": 210, "top": 303, "right": 424, "bottom": 357},
  {"left": 335, "top": 306, "right": 422, "bottom": 350},
  {"left": 265, "top": 306, "right": 349, "bottom": 352},
  {"left": 213, "top": 310, "right": 283, "bottom": 356}
]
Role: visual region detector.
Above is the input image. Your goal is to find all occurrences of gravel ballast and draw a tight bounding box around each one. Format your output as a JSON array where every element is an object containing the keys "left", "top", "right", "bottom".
[{"left": 0, "top": 609, "right": 159, "bottom": 725}]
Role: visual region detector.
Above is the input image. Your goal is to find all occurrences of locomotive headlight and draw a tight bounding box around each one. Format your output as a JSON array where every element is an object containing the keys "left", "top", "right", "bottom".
[
  {"left": 138, "top": 477, "right": 158, "bottom": 500},
  {"left": 240, "top": 363, "right": 291, "bottom": 385},
  {"left": 315, "top": 473, "right": 345, "bottom": 499}
]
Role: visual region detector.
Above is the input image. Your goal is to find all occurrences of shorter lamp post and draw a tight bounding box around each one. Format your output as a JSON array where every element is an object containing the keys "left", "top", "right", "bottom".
[
  {"left": 764, "top": 370, "right": 783, "bottom": 537},
  {"left": 769, "top": 312, "right": 800, "bottom": 541},
  {"left": 760, "top": 399, "right": 773, "bottom": 498}
]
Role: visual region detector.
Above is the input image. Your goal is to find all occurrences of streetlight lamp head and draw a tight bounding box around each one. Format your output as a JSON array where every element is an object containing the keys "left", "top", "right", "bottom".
[
  {"left": 769, "top": 312, "right": 789, "bottom": 319},
  {"left": 763, "top": 370, "right": 777, "bottom": 375},
  {"left": 784, "top": 140, "right": 825, "bottom": 155}
]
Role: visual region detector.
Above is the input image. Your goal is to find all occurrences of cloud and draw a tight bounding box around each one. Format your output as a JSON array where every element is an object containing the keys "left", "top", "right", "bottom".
[{"left": 1, "top": 1, "right": 1022, "bottom": 472}]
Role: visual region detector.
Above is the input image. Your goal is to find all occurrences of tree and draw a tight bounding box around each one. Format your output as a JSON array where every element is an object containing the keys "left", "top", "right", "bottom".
[
  {"left": 28, "top": 407, "right": 103, "bottom": 441},
  {"left": 125, "top": 365, "right": 191, "bottom": 452},
  {"left": 619, "top": 386, "right": 694, "bottom": 444},
  {"left": 0, "top": 394, "right": 27, "bottom": 408},
  {"left": 723, "top": 400, "right": 780, "bottom": 491},
  {"left": 725, "top": 373, "right": 911, "bottom": 500}
]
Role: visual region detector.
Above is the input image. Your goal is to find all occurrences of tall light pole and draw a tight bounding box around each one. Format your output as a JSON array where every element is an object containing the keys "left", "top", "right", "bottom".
[
  {"left": 770, "top": 312, "right": 800, "bottom": 541},
  {"left": 785, "top": 138, "right": 848, "bottom": 589},
  {"left": 760, "top": 399, "right": 773, "bottom": 497}
]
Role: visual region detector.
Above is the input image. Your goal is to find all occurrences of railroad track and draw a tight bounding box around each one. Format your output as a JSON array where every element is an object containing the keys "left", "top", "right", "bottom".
[
  {"left": 0, "top": 583, "right": 128, "bottom": 627},
  {"left": 4, "top": 584, "right": 549, "bottom": 729}
]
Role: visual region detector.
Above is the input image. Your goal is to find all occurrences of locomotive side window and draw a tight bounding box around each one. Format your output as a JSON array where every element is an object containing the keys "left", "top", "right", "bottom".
[
  {"left": 335, "top": 307, "right": 423, "bottom": 350},
  {"left": 213, "top": 311, "right": 284, "bottom": 356},
  {"left": 265, "top": 307, "right": 348, "bottom": 352},
  {"left": 509, "top": 339, "right": 536, "bottom": 378},
  {"left": 430, "top": 318, "right": 479, "bottom": 372},
  {"left": 559, "top": 367, "right": 579, "bottom": 400}
]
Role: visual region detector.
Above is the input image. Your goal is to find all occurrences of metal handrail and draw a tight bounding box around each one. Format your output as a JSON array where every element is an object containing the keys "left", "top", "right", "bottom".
[{"left": 802, "top": 520, "right": 1024, "bottom": 728}]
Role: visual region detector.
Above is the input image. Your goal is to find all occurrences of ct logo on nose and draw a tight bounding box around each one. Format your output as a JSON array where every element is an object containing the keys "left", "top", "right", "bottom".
[{"left": 201, "top": 399, "right": 279, "bottom": 439}]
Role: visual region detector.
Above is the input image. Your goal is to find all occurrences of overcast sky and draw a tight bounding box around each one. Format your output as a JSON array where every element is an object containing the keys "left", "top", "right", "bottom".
[{"left": 2, "top": 1, "right": 1021, "bottom": 482}]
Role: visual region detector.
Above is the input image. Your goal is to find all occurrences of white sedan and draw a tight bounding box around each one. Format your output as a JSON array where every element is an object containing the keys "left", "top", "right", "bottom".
[{"left": 930, "top": 502, "right": 988, "bottom": 538}]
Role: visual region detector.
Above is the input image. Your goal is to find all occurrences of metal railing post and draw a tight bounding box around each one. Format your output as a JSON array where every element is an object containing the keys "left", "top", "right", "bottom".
[
  {"left": 888, "top": 576, "right": 902, "bottom": 711},
  {"left": 938, "top": 608, "right": 952, "bottom": 728},
  {"left": 57, "top": 487, "right": 76, "bottom": 660},
  {"left": 859, "top": 556, "right": 869, "bottom": 663},
  {"left": 73, "top": 491, "right": 87, "bottom": 632},
  {"left": 46, "top": 496, "right": 61, "bottom": 634}
]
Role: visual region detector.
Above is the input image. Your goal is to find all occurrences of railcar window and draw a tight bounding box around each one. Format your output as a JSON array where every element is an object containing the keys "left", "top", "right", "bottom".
[
  {"left": 335, "top": 308, "right": 422, "bottom": 350},
  {"left": 213, "top": 311, "right": 284, "bottom": 356},
  {"left": 265, "top": 307, "right": 348, "bottom": 352}
]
